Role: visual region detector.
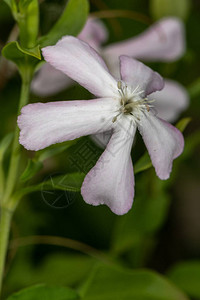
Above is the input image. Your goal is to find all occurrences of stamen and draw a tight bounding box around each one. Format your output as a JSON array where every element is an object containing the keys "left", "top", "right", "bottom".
[
  {"left": 112, "top": 112, "right": 121, "bottom": 123},
  {"left": 115, "top": 81, "right": 154, "bottom": 123},
  {"left": 117, "top": 81, "right": 122, "bottom": 90}
]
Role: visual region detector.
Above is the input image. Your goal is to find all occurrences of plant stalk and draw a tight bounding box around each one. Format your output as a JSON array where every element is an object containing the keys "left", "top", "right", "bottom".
[
  {"left": 0, "top": 207, "right": 13, "bottom": 296},
  {"left": 3, "top": 72, "right": 31, "bottom": 205},
  {"left": 0, "top": 70, "right": 32, "bottom": 298}
]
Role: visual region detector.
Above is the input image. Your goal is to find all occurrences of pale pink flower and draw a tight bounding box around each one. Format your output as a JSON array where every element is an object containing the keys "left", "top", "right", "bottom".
[
  {"left": 18, "top": 36, "right": 184, "bottom": 215},
  {"left": 31, "top": 17, "right": 188, "bottom": 122},
  {"left": 31, "top": 18, "right": 108, "bottom": 96},
  {"left": 93, "top": 79, "right": 189, "bottom": 148}
]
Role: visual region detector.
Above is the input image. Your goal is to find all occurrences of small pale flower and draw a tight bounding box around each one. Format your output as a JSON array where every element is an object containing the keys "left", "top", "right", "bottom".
[
  {"left": 31, "top": 17, "right": 188, "bottom": 124},
  {"left": 18, "top": 36, "right": 184, "bottom": 215},
  {"left": 31, "top": 18, "right": 108, "bottom": 96}
]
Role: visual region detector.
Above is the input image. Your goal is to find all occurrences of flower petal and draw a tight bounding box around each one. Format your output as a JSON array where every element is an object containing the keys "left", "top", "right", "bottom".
[
  {"left": 42, "top": 36, "right": 118, "bottom": 98},
  {"left": 103, "top": 17, "right": 185, "bottom": 64},
  {"left": 32, "top": 19, "right": 108, "bottom": 97},
  {"left": 81, "top": 117, "right": 136, "bottom": 215},
  {"left": 78, "top": 18, "right": 108, "bottom": 50},
  {"left": 150, "top": 79, "right": 189, "bottom": 122},
  {"left": 138, "top": 112, "right": 184, "bottom": 180},
  {"left": 91, "top": 131, "right": 112, "bottom": 148},
  {"left": 18, "top": 98, "right": 117, "bottom": 151},
  {"left": 31, "top": 63, "right": 74, "bottom": 97},
  {"left": 120, "top": 56, "right": 164, "bottom": 96}
]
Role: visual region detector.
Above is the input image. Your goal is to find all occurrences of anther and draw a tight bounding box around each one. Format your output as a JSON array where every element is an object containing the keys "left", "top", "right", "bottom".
[
  {"left": 117, "top": 81, "right": 122, "bottom": 90},
  {"left": 146, "top": 104, "right": 150, "bottom": 112}
]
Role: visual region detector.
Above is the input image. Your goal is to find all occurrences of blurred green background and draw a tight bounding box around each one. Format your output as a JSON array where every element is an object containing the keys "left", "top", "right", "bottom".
[{"left": 0, "top": 0, "right": 200, "bottom": 299}]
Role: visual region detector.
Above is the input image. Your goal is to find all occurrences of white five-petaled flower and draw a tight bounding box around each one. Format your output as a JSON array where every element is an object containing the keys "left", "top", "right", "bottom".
[
  {"left": 18, "top": 36, "right": 184, "bottom": 215},
  {"left": 31, "top": 17, "right": 189, "bottom": 124}
]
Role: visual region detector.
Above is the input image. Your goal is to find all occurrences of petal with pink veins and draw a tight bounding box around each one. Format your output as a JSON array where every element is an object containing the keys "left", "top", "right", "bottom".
[
  {"left": 150, "top": 79, "right": 189, "bottom": 122},
  {"left": 42, "top": 36, "right": 118, "bottom": 98},
  {"left": 138, "top": 112, "right": 184, "bottom": 180},
  {"left": 18, "top": 98, "right": 117, "bottom": 151},
  {"left": 120, "top": 56, "right": 164, "bottom": 96},
  {"left": 103, "top": 17, "right": 185, "bottom": 66},
  {"left": 81, "top": 117, "right": 136, "bottom": 215}
]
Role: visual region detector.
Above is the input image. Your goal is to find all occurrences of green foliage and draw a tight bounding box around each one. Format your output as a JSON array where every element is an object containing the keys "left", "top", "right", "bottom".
[
  {"left": 19, "top": 0, "right": 36, "bottom": 11},
  {"left": 188, "top": 77, "right": 200, "bottom": 99},
  {"left": 34, "top": 172, "right": 85, "bottom": 193},
  {"left": 111, "top": 174, "right": 169, "bottom": 260},
  {"left": 6, "top": 284, "right": 79, "bottom": 300},
  {"left": 13, "top": 172, "right": 85, "bottom": 202},
  {"left": 150, "top": 0, "right": 191, "bottom": 20},
  {"left": 0, "top": 133, "right": 13, "bottom": 162},
  {"left": 5, "top": 253, "right": 95, "bottom": 295},
  {"left": 134, "top": 152, "right": 152, "bottom": 174},
  {"left": 183, "top": 130, "right": 200, "bottom": 159},
  {"left": 3, "top": 0, "right": 17, "bottom": 14},
  {"left": 39, "top": 0, "right": 89, "bottom": 47},
  {"left": 34, "top": 254, "right": 96, "bottom": 287},
  {"left": 2, "top": 41, "right": 41, "bottom": 75},
  {"left": 3, "top": 0, "right": 39, "bottom": 48},
  {"left": 36, "top": 140, "right": 77, "bottom": 162},
  {"left": 80, "top": 264, "right": 188, "bottom": 300},
  {"left": 20, "top": 140, "right": 77, "bottom": 182},
  {"left": 20, "top": 159, "right": 43, "bottom": 182},
  {"left": 175, "top": 117, "right": 191, "bottom": 132},
  {"left": 18, "top": 0, "right": 39, "bottom": 48},
  {"left": 167, "top": 261, "right": 200, "bottom": 299}
]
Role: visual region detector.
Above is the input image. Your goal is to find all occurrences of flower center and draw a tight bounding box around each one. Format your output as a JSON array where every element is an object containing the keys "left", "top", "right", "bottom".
[{"left": 112, "top": 81, "right": 153, "bottom": 123}]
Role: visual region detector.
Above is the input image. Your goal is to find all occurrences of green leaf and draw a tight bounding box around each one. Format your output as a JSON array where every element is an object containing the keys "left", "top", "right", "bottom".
[
  {"left": 3, "top": 0, "right": 17, "bottom": 14},
  {"left": 38, "top": 172, "right": 85, "bottom": 193},
  {"left": 39, "top": 0, "right": 89, "bottom": 47},
  {"left": 20, "top": 159, "right": 43, "bottom": 182},
  {"left": 188, "top": 77, "right": 200, "bottom": 99},
  {"left": 16, "top": 42, "right": 41, "bottom": 59},
  {"left": 111, "top": 175, "right": 170, "bottom": 257},
  {"left": 19, "top": 0, "right": 35, "bottom": 10},
  {"left": 2, "top": 41, "right": 41, "bottom": 68},
  {"left": 150, "top": 0, "right": 191, "bottom": 20},
  {"left": 0, "top": 133, "right": 13, "bottom": 196},
  {"left": 2, "top": 41, "right": 24, "bottom": 68},
  {"left": 13, "top": 172, "right": 85, "bottom": 202},
  {"left": 5, "top": 252, "right": 95, "bottom": 294},
  {"left": 0, "top": 132, "right": 14, "bottom": 161},
  {"left": 80, "top": 265, "right": 188, "bottom": 300},
  {"left": 36, "top": 140, "right": 77, "bottom": 162},
  {"left": 167, "top": 261, "right": 200, "bottom": 299},
  {"left": 35, "top": 254, "right": 95, "bottom": 287},
  {"left": 134, "top": 152, "right": 152, "bottom": 175},
  {"left": 183, "top": 130, "right": 200, "bottom": 159},
  {"left": 175, "top": 117, "right": 191, "bottom": 132},
  {"left": 6, "top": 284, "right": 79, "bottom": 300},
  {"left": 20, "top": 141, "right": 76, "bottom": 183}
]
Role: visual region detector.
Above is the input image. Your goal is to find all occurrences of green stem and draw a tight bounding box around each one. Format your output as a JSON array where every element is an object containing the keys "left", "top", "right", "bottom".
[
  {"left": 3, "top": 73, "right": 31, "bottom": 205},
  {"left": 0, "top": 164, "right": 4, "bottom": 201},
  {"left": 0, "top": 207, "right": 13, "bottom": 296},
  {"left": 0, "top": 70, "right": 32, "bottom": 298}
]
